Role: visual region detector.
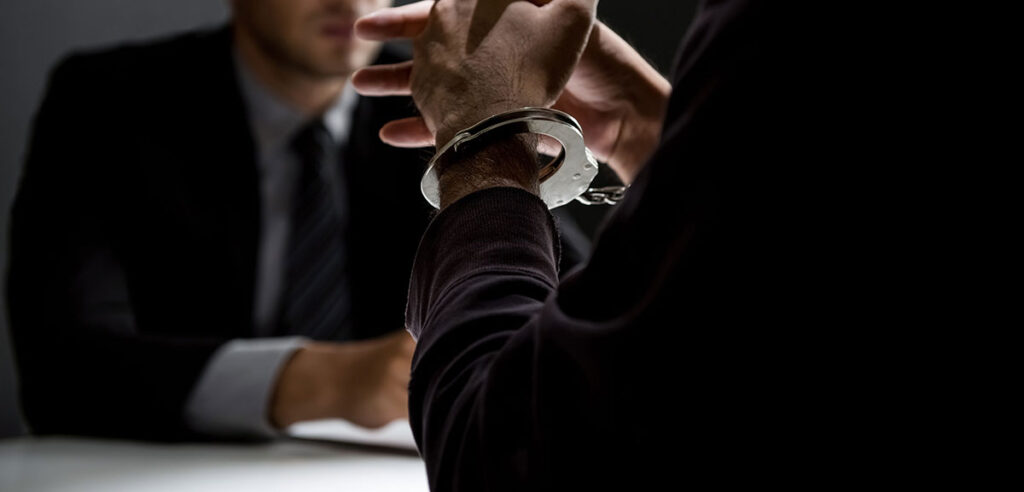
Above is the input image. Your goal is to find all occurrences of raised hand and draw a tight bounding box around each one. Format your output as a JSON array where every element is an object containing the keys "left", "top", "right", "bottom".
[
  {"left": 353, "top": 0, "right": 670, "bottom": 183},
  {"left": 358, "top": 0, "right": 596, "bottom": 150}
]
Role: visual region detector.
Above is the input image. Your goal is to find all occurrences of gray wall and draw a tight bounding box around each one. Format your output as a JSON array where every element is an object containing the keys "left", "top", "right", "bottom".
[{"left": 0, "top": 0, "right": 694, "bottom": 438}]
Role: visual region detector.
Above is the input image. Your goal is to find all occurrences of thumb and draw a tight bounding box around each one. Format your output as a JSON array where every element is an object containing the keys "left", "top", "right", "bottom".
[{"left": 380, "top": 117, "right": 435, "bottom": 148}]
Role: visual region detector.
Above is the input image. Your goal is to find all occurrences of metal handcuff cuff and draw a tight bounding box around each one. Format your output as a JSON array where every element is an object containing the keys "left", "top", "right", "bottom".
[{"left": 420, "top": 108, "right": 628, "bottom": 209}]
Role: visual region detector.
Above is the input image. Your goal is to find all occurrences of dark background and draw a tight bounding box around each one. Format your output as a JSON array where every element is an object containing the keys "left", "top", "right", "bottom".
[{"left": 0, "top": 0, "right": 696, "bottom": 438}]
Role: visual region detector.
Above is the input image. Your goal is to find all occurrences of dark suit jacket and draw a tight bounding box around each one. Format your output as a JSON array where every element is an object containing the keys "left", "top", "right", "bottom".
[
  {"left": 403, "top": 1, "right": 899, "bottom": 490},
  {"left": 7, "top": 27, "right": 593, "bottom": 441}
]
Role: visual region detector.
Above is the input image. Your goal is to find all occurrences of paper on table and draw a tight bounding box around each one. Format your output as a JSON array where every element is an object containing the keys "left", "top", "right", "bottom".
[{"left": 286, "top": 419, "right": 418, "bottom": 451}]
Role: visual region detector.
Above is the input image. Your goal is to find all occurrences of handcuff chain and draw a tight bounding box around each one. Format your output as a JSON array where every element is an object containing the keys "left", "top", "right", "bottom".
[{"left": 575, "top": 185, "right": 629, "bottom": 206}]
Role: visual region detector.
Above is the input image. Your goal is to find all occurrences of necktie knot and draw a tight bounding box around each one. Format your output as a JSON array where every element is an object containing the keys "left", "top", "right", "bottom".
[{"left": 291, "top": 120, "right": 332, "bottom": 170}]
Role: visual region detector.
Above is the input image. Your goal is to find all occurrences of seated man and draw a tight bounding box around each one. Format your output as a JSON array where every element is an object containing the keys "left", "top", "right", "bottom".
[
  {"left": 353, "top": 0, "right": 902, "bottom": 489},
  {"left": 5, "top": 0, "right": 589, "bottom": 441}
]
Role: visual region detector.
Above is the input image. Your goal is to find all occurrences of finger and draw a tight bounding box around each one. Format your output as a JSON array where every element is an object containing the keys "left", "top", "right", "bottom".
[
  {"left": 355, "top": 0, "right": 433, "bottom": 41},
  {"left": 380, "top": 117, "right": 434, "bottom": 148},
  {"left": 395, "top": 385, "right": 409, "bottom": 405},
  {"left": 383, "top": 330, "right": 416, "bottom": 360},
  {"left": 401, "top": 335, "right": 416, "bottom": 357},
  {"left": 379, "top": 328, "right": 410, "bottom": 342},
  {"left": 386, "top": 329, "right": 416, "bottom": 355},
  {"left": 383, "top": 328, "right": 414, "bottom": 344},
  {"left": 352, "top": 61, "right": 413, "bottom": 97},
  {"left": 391, "top": 366, "right": 411, "bottom": 387},
  {"left": 390, "top": 362, "right": 411, "bottom": 385},
  {"left": 536, "top": 135, "right": 564, "bottom": 157},
  {"left": 390, "top": 389, "right": 410, "bottom": 419},
  {"left": 544, "top": 0, "right": 598, "bottom": 12},
  {"left": 537, "top": 0, "right": 598, "bottom": 38}
]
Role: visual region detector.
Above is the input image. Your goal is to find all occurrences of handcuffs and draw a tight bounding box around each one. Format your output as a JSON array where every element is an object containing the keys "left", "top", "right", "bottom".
[{"left": 420, "top": 108, "right": 628, "bottom": 209}]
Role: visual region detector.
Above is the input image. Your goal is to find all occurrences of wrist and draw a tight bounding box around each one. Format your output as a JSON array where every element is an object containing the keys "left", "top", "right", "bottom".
[
  {"left": 431, "top": 84, "right": 554, "bottom": 147},
  {"left": 608, "top": 101, "right": 667, "bottom": 182},
  {"left": 269, "top": 343, "right": 340, "bottom": 428},
  {"left": 437, "top": 134, "right": 540, "bottom": 209},
  {"left": 435, "top": 104, "right": 521, "bottom": 150}
]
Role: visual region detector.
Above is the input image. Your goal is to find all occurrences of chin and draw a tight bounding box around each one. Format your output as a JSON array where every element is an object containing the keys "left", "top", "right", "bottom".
[
  {"left": 302, "top": 42, "right": 379, "bottom": 78},
  {"left": 303, "top": 54, "right": 356, "bottom": 78}
]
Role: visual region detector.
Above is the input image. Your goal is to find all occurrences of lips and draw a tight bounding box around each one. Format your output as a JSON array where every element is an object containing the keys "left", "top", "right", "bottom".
[{"left": 320, "top": 20, "right": 355, "bottom": 39}]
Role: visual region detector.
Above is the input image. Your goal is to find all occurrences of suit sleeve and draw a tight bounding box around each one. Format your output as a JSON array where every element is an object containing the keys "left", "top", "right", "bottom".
[{"left": 7, "top": 56, "right": 230, "bottom": 441}]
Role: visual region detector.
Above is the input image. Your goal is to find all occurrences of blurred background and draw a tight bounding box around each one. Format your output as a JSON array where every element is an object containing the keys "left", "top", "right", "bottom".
[{"left": 0, "top": 0, "right": 696, "bottom": 438}]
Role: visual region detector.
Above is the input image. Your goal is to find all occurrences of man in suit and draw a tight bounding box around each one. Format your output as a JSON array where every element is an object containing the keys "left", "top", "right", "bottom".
[
  {"left": 352, "top": 0, "right": 910, "bottom": 489},
  {"left": 6, "top": 0, "right": 427, "bottom": 441},
  {"left": 6, "top": 0, "right": 585, "bottom": 441}
]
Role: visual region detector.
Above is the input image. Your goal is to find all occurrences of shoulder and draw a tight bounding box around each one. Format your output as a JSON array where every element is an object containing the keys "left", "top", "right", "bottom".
[{"left": 47, "top": 26, "right": 230, "bottom": 95}]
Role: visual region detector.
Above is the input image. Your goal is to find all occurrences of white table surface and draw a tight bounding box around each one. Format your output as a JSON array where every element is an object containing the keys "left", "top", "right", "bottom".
[{"left": 0, "top": 421, "right": 428, "bottom": 492}]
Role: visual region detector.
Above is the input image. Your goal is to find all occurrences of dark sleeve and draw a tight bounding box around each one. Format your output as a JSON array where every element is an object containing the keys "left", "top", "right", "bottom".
[
  {"left": 551, "top": 207, "right": 590, "bottom": 275},
  {"left": 407, "top": 188, "right": 620, "bottom": 491},
  {"left": 6, "top": 56, "right": 225, "bottom": 441},
  {"left": 405, "top": 1, "right": 785, "bottom": 489}
]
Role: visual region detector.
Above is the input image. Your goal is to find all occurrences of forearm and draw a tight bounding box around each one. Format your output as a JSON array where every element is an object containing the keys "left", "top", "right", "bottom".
[
  {"left": 406, "top": 187, "right": 561, "bottom": 489},
  {"left": 12, "top": 327, "right": 224, "bottom": 440},
  {"left": 408, "top": 187, "right": 560, "bottom": 342}
]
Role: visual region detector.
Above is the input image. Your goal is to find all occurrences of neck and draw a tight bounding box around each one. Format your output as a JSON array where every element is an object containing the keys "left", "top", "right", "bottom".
[{"left": 233, "top": 25, "right": 348, "bottom": 115}]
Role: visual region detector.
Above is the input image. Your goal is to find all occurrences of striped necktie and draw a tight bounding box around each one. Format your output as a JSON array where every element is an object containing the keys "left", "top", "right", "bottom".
[{"left": 280, "top": 120, "right": 352, "bottom": 340}]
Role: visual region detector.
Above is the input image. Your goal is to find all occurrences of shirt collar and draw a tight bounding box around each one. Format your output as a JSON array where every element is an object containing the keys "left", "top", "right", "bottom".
[{"left": 233, "top": 50, "right": 359, "bottom": 153}]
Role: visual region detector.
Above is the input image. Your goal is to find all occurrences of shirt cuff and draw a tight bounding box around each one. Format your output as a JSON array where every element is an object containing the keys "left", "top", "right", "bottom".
[{"left": 184, "top": 337, "right": 307, "bottom": 439}]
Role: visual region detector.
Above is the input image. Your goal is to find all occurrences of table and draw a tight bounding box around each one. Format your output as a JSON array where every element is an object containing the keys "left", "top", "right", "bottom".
[{"left": 0, "top": 425, "right": 428, "bottom": 492}]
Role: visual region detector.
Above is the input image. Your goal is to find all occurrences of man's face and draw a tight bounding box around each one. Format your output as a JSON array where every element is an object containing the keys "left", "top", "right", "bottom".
[{"left": 232, "top": 0, "right": 393, "bottom": 78}]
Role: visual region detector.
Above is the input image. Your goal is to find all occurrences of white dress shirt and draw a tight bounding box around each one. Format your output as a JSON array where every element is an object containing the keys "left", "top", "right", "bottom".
[{"left": 184, "top": 52, "right": 359, "bottom": 438}]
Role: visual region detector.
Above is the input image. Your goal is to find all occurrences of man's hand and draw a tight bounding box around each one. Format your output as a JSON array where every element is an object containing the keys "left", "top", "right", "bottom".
[
  {"left": 270, "top": 330, "right": 414, "bottom": 429},
  {"left": 350, "top": 0, "right": 596, "bottom": 206},
  {"left": 364, "top": 0, "right": 596, "bottom": 148},
  {"left": 353, "top": 0, "right": 670, "bottom": 184},
  {"left": 551, "top": 23, "right": 671, "bottom": 183}
]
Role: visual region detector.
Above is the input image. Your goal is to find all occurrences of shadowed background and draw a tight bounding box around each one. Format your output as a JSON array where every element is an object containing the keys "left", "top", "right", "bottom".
[{"left": 0, "top": 0, "right": 696, "bottom": 438}]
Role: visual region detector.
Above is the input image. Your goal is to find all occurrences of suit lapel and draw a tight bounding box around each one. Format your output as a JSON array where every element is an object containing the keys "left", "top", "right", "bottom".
[{"left": 165, "top": 27, "right": 260, "bottom": 334}]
